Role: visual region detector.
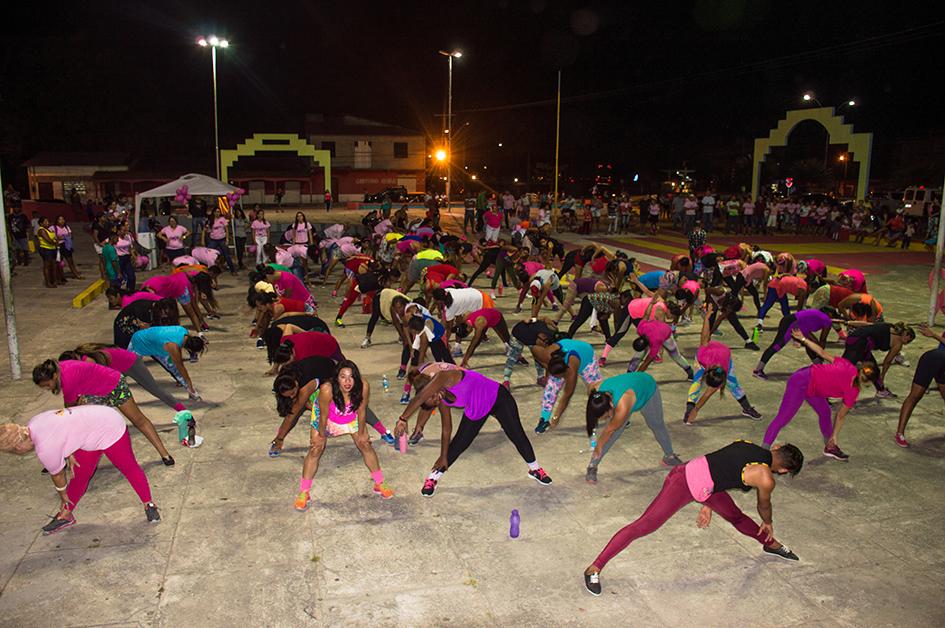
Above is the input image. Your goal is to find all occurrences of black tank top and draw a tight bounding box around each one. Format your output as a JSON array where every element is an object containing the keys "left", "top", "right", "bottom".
[
  {"left": 512, "top": 321, "right": 554, "bottom": 346},
  {"left": 850, "top": 323, "right": 891, "bottom": 352},
  {"left": 705, "top": 441, "right": 772, "bottom": 492}
]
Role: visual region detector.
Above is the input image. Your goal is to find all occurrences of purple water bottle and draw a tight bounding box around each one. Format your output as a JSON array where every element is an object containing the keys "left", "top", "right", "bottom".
[{"left": 509, "top": 509, "right": 520, "bottom": 539}]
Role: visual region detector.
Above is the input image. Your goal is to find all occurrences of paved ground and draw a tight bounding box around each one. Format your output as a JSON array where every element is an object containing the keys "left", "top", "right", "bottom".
[{"left": 1, "top": 222, "right": 944, "bottom": 627}]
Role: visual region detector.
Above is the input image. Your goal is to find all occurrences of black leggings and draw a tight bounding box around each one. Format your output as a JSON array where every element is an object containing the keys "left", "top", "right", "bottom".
[
  {"left": 567, "top": 297, "right": 607, "bottom": 338},
  {"left": 708, "top": 307, "right": 749, "bottom": 341},
  {"left": 728, "top": 274, "right": 762, "bottom": 314},
  {"left": 444, "top": 385, "right": 536, "bottom": 468},
  {"left": 559, "top": 251, "right": 582, "bottom": 278},
  {"left": 412, "top": 338, "right": 455, "bottom": 366},
  {"left": 367, "top": 303, "right": 386, "bottom": 336},
  {"left": 607, "top": 308, "right": 635, "bottom": 348},
  {"left": 468, "top": 250, "right": 500, "bottom": 286}
]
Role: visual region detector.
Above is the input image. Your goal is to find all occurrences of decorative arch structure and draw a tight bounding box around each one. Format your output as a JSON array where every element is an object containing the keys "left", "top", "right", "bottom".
[
  {"left": 751, "top": 107, "right": 872, "bottom": 200},
  {"left": 219, "top": 133, "right": 332, "bottom": 193}
]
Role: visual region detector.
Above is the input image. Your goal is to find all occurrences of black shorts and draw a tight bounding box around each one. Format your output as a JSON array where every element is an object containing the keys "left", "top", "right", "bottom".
[{"left": 913, "top": 349, "right": 945, "bottom": 388}]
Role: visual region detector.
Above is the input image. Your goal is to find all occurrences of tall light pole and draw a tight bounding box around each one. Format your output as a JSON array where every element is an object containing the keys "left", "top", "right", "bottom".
[
  {"left": 802, "top": 92, "right": 856, "bottom": 172},
  {"left": 197, "top": 35, "right": 229, "bottom": 180},
  {"left": 438, "top": 50, "right": 462, "bottom": 209}
]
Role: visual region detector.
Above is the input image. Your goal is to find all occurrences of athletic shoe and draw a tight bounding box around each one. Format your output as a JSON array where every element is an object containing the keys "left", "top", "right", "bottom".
[
  {"left": 145, "top": 502, "right": 161, "bottom": 523},
  {"left": 502, "top": 380, "right": 511, "bottom": 391},
  {"left": 584, "top": 571, "right": 602, "bottom": 596},
  {"left": 380, "top": 432, "right": 396, "bottom": 446},
  {"left": 598, "top": 357, "right": 607, "bottom": 367},
  {"left": 763, "top": 545, "right": 799, "bottom": 561},
  {"left": 399, "top": 393, "right": 410, "bottom": 405},
  {"left": 162, "top": 455, "right": 175, "bottom": 466},
  {"left": 752, "top": 369, "right": 769, "bottom": 381},
  {"left": 661, "top": 453, "right": 684, "bottom": 467},
  {"left": 360, "top": 337, "right": 372, "bottom": 349},
  {"left": 712, "top": 329, "right": 723, "bottom": 337},
  {"left": 256, "top": 338, "right": 266, "bottom": 349},
  {"left": 536, "top": 376, "right": 548, "bottom": 387},
  {"left": 334, "top": 318, "right": 346, "bottom": 328},
  {"left": 489, "top": 292, "right": 497, "bottom": 300},
  {"left": 268, "top": 440, "right": 282, "bottom": 457},
  {"left": 396, "top": 367, "right": 407, "bottom": 380},
  {"left": 451, "top": 343, "right": 464, "bottom": 358},
  {"left": 585, "top": 465, "right": 598, "bottom": 484},
  {"left": 745, "top": 341, "right": 761, "bottom": 351},
  {"left": 875, "top": 389, "right": 897, "bottom": 399},
  {"left": 894, "top": 432, "right": 909, "bottom": 448},
  {"left": 42, "top": 512, "right": 76, "bottom": 535},
  {"left": 408, "top": 432, "right": 424, "bottom": 446},
  {"left": 514, "top": 306, "right": 522, "bottom": 314},
  {"left": 823, "top": 443, "right": 850, "bottom": 461},
  {"left": 893, "top": 353, "right": 910, "bottom": 367},
  {"left": 421, "top": 478, "right": 437, "bottom": 497},
  {"left": 373, "top": 482, "right": 394, "bottom": 499},
  {"left": 741, "top": 406, "right": 763, "bottom": 420},
  {"left": 294, "top": 491, "right": 310, "bottom": 511},
  {"left": 528, "top": 468, "right": 552, "bottom": 485},
  {"left": 551, "top": 304, "right": 559, "bottom": 312},
  {"left": 535, "top": 419, "right": 551, "bottom": 434}
]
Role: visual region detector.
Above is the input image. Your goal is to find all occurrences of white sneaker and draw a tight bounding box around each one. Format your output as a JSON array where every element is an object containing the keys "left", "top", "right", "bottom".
[
  {"left": 360, "top": 337, "right": 372, "bottom": 349},
  {"left": 893, "top": 353, "right": 909, "bottom": 367},
  {"left": 451, "top": 343, "right": 463, "bottom": 358}
]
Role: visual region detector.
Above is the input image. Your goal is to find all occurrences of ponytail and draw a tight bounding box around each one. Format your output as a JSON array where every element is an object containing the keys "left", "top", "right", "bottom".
[
  {"left": 31, "top": 359, "right": 59, "bottom": 385},
  {"left": 586, "top": 390, "right": 613, "bottom": 437}
]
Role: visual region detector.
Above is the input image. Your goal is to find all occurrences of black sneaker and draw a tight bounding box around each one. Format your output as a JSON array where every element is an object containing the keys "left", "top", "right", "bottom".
[
  {"left": 396, "top": 367, "right": 407, "bottom": 380},
  {"left": 745, "top": 341, "right": 761, "bottom": 351},
  {"left": 585, "top": 465, "right": 598, "bottom": 484},
  {"left": 408, "top": 432, "right": 424, "bottom": 446},
  {"left": 763, "top": 545, "right": 799, "bottom": 561},
  {"left": 752, "top": 369, "right": 769, "bottom": 381},
  {"left": 528, "top": 468, "right": 552, "bottom": 485},
  {"left": 584, "top": 571, "right": 602, "bottom": 596},
  {"left": 42, "top": 513, "right": 76, "bottom": 535},
  {"left": 535, "top": 419, "right": 551, "bottom": 434},
  {"left": 255, "top": 338, "right": 266, "bottom": 350},
  {"left": 145, "top": 502, "right": 161, "bottom": 523},
  {"left": 162, "top": 455, "right": 175, "bottom": 466},
  {"left": 823, "top": 443, "right": 850, "bottom": 461},
  {"left": 741, "top": 406, "right": 763, "bottom": 420}
]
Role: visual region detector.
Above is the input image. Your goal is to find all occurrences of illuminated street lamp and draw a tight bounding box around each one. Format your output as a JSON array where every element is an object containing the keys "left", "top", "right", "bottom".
[
  {"left": 438, "top": 49, "right": 462, "bottom": 207},
  {"left": 197, "top": 35, "right": 229, "bottom": 179},
  {"left": 434, "top": 148, "right": 447, "bottom": 162},
  {"left": 801, "top": 92, "right": 857, "bottom": 170}
]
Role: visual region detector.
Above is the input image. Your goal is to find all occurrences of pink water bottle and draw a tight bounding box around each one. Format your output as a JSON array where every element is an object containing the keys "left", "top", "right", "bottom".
[
  {"left": 509, "top": 509, "right": 520, "bottom": 539},
  {"left": 398, "top": 433, "right": 407, "bottom": 454}
]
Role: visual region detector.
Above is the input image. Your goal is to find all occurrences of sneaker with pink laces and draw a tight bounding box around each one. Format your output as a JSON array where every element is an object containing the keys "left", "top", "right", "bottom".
[
  {"left": 528, "top": 468, "right": 553, "bottom": 485},
  {"left": 420, "top": 478, "right": 438, "bottom": 497}
]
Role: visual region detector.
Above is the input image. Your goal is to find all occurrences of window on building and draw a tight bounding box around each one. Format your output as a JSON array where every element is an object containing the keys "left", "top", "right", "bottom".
[
  {"left": 393, "top": 142, "right": 408, "bottom": 159},
  {"left": 321, "top": 141, "right": 336, "bottom": 157}
]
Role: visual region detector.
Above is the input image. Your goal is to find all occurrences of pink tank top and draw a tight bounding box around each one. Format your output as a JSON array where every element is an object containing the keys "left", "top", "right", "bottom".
[{"left": 328, "top": 401, "right": 358, "bottom": 425}]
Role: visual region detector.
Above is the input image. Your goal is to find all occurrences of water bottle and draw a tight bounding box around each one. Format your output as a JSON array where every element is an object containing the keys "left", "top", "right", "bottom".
[
  {"left": 382, "top": 375, "right": 390, "bottom": 393},
  {"left": 509, "top": 509, "right": 520, "bottom": 539},
  {"left": 187, "top": 417, "right": 196, "bottom": 447},
  {"left": 398, "top": 433, "right": 407, "bottom": 454},
  {"left": 173, "top": 411, "right": 194, "bottom": 445}
]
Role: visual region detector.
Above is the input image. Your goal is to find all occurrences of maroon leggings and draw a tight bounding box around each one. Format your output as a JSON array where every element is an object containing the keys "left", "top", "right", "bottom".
[{"left": 592, "top": 465, "right": 777, "bottom": 570}]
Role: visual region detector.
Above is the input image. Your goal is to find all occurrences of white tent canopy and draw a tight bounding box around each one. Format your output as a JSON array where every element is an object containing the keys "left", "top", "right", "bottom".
[{"left": 134, "top": 172, "right": 240, "bottom": 230}]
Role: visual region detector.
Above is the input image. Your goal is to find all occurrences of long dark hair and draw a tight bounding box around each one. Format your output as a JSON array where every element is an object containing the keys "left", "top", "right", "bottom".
[
  {"left": 151, "top": 298, "right": 180, "bottom": 326},
  {"left": 32, "top": 359, "right": 59, "bottom": 385},
  {"left": 273, "top": 364, "right": 303, "bottom": 417},
  {"left": 67, "top": 342, "right": 115, "bottom": 366},
  {"left": 547, "top": 347, "right": 570, "bottom": 377},
  {"left": 586, "top": 390, "right": 613, "bottom": 437},
  {"left": 331, "top": 360, "right": 364, "bottom": 412},
  {"left": 273, "top": 339, "right": 295, "bottom": 365}
]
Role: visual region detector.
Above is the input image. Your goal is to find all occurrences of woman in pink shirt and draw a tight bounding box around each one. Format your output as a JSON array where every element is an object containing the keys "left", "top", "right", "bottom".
[
  {"left": 684, "top": 305, "right": 762, "bottom": 425},
  {"left": 54, "top": 215, "right": 83, "bottom": 279},
  {"left": 157, "top": 215, "right": 190, "bottom": 264},
  {"left": 251, "top": 209, "right": 271, "bottom": 265},
  {"left": 267, "top": 330, "right": 344, "bottom": 375},
  {"left": 31, "top": 358, "right": 175, "bottom": 465},
  {"left": 0, "top": 406, "right": 160, "bottom": 535},
  {"left": 763, "top": 328, "right": 879, "bottom": 460},
  {"left": 205, "top": 208, "right": 235, "bottom": 273},
  {"left": 142, "top": 271, "right": 206, "bottom": 331},
  {"left": 457, "top": 307, "right": 511, "bottom": 368},
  {"left": 115, "top": 220, "right": 137, "bottom": 291},
  {"left": 263, "top": 267, "right": 317, "bottom": 312},
  {"left": 626, "top": 298, "right": 693, "bottom": 378}
]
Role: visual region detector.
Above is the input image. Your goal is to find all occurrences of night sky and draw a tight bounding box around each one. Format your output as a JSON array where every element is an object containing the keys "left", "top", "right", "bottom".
[{"left": 2, "top": 1, "right": 943, "bottom": 189}]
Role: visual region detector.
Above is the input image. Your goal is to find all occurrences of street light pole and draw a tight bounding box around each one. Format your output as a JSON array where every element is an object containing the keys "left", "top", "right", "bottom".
[
  {"left": 198, "top": 36, "right": 228, "bottom": 180},
  {"left": 0, "top": 168, "right": 22, "bottom": 379},
  {"left": 446, "top": 53, "right": 452, "bottom": 210}
]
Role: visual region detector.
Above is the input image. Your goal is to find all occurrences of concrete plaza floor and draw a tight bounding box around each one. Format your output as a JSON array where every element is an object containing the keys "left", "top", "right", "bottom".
[{"left": 0, "top": 226, "right": 944, "bottom": 627}]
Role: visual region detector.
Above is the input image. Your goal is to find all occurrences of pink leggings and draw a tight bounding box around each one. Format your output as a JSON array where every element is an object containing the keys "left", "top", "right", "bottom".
[
  {"left": 66, "top": 429, "right": 152, "bottom": 509},
  {"left": 762, "top": 366, "right": 833, "bottom": 446},
  {"left": 592, "top": 466, "right": 775, "bottom": 570}
]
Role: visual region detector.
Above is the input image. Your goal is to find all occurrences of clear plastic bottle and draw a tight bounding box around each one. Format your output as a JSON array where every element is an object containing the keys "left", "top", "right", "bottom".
[
  {"left": 382, "top": 375, "right": 390, "bottom": 393},
  {"left": 509, "top": 509, "right": 520, "bottom": 539}
]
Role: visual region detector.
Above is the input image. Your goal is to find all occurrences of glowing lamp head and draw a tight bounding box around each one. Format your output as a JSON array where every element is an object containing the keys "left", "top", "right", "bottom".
[
  {"left": 803, "top": 93, "right": 813, "bottom": 101},
  {"left": 208, "top": 35, "right": 219, "bottom": 46},
  {"left": 197, "top": 37, "right": 208, "bottom": 47},
  {"left": 434, "top": 149, "right": 447, "bottom": 162},
  {"left": 847, "top": 100, "right": 856, "bottom": 106},
  {"left": 219, "top": 39, "right": 229, "bottom": 48}
]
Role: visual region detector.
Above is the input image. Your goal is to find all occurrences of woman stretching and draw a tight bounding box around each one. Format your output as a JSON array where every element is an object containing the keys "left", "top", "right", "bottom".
[
  {"left": 394, "top": 368, "right": 552, "bottom": 497},
  {"left": 532, "top": 338, "right": 603, "bottom": 434},
  {"left": 32, "top": 358, "right": 175, "bottom": 465},
  {"left": 0, "top": 406, "right": 161, "bottom": 535},
  {"left": 267, "top": 330, "right": 345, "bottom": 375},
  {"left": 840, "top": 322, "right": 915, "bottom": 398},
  {"left": 625, "top": 303, "right": 694, "bottom": 379},
  {"left": 684, "top": 307, "right": 762, "bottom": 424},
  {"left": 755, "top": 276, "right": 809, "bottom": 329},
  {"left": 61, "top": 344, "right": 189, "bottom": 413},
  {"left": 753, "top": 309, "right": 835, "bottom": 379},
  {"left": 582, "top": 441, "right": 803, "bottom": 595},
  {"left": 762, "top": 328, "right": 879, "bottom": 460},
  {"left": 502, "top": 318, "right": 557, "bottom": 389},
  {"left": 271, "top": 356, "right": 395, "bottom": 457},
  {"left": 294, "top": 360, "right": 395, "bottom": 511},
  {"left": 142, "top": 271, "right": 206, "bottom": 331},
  {"left": 895, "top": 327, "right": 945, "bottom": 447},
  {"left": 584, "top": 373, "right": 683, "bottom": 484},
  {"left": 456, "top": 307, "right": 512, "bottom": 368},
  {"left": 128, "top": 325, "right": 207, "bottom": 400},
  {"left": 259, "top": 265, "right": 317, "bottom": 312}
]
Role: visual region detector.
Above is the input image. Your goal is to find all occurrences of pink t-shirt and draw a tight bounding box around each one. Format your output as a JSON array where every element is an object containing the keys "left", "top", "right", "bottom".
[
  {"left": 274, "top": 272, "right": 311, "bottom": 302},
  {"left": 466, "top": 308, "right": 502, "bottom": 329},
  {"left": 143, "top": 272, "right": 190, "bottom": 299},
  {"left": 115, "top": 234, "right": 134, "bottom": 256},
  {"left": 286, "top": 244, "right": 308, "bottom": 259},
  {"left": 286, "top": 332, "right": 339, "bottom": 361},
  {"left": 741, "top": 261, "right": 768, "bottom": 282},
  {"left": 251, "top": 220, "right": 270, "bottom": 239},
  {"left": 172, "top": 255, "right": 199, "bottom": 267},
  {"left": 523, "top": 261, "right": 545, "bottom": 277},
  {"left": 293, "top": 223, "right": 311, "bottom": 244},
  {"left": 121, "top": 291, "right": 163, "bottom": 308},
  {"left": 274, "top": 248, "right": 294, "bottom": 267},
  {"left": 638, "top": 320, "right": 672, "bottom": 359},
  {"left": 696, "top": 341, "right": 731, "bottom": 370},
  {"left": 681, "top": 280, "right": 700, "bottom": 298},
  {"left": 160, "top": 225, "right": 187, "bottom": 250},
  {"left": 102, "top": 348, "right": 138, "bottom": 373},
  {"left": 59, "top": 359, "right": 122, "bottom": 404},
  {"left": 484, "top": 212, "right": 502, "bottom": 228},
  {"left": 337, "top": 240, "right": 361, "bottom": 257},
  {"left": 628, "top": 297, "right": 667, "bottom": 321},
  {"left": 192, "top": 247, "right": 220, "bottom": 267},
  {"left": 28, "top": 407, "right": 128, "bottom": 474},
  {"left": 719, "top": 259, "right": 744, "bottom": 277},
  {"left": 809, "top": 358, "right": 860, "bottom": 408},
  {"left": 771, "top": 276, "right": 808, "bottom": 298},
  {"left": 209, "top": 217, "right": 228, "bottom": 240}
]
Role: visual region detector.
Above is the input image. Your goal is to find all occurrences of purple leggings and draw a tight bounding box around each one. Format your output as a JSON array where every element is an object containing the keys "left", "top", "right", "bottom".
[{"left": 762, "top": 366, "right": 833, "bottom": 446}]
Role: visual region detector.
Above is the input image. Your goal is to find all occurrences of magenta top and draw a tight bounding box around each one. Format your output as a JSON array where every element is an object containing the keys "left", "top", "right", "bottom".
[
  {"left": 466, "top": 308, "right": 502, "bottom": 329},
  {"left": 59, "top": 360, "right": 122, "bottom": 404},
  {"left": 523, "top": 261, "right": 544, "bottom": 277},
  {"left": 444, "top": 370, "right": 500, "bottom": 421},
  {"left": 274, "top": 272, "right": 311, "bottom": 302},
  {"left": 286, "top": 332, "right": 339, "bottom": 361},
  {"left": 696, "top": 341, "right": 731, "bottom": 371},
  {"left": 143, "top": 273, "right": 190, "bottom": 299},
  {"left": 839, "top": 269, "right": 867, "bottom": 292},
  {"left": 440, "top": 279, "right": 468, "bottom": 290},
  {"left": 484, "top": 211, "right": 502, "bottom": 228},
  {"left": 121, "top": 291, "right": 163, "bottom": 308},
  {"left": 809, "top": 358, "right": 860, "bottom": 408},
  {"left": 102, "top": 348, "right": 138, "bottom": 373},
  {"left": 637, "top": 320, "right": 672, "bottom": 359},
  {"left": 28, "top": 407, "right": 128, "bottom": 474}
]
